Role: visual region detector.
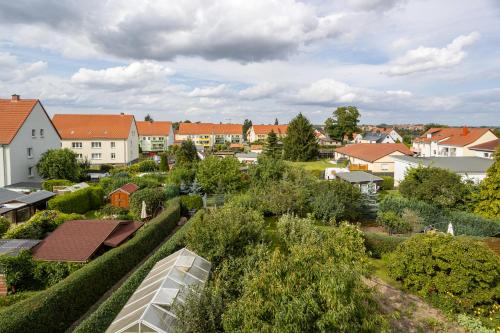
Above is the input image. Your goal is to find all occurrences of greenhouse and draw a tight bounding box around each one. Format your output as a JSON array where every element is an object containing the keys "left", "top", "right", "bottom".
[{"left": 106, "top": 248, "right": 211, "bottom": 333}]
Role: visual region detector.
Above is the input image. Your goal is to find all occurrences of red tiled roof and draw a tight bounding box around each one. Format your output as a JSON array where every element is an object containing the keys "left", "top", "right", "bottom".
[
  {"left": 177, "top": 123, "right": 242, "bottom": 135},
  {"left": 52, "top": 114, "right": 135, "bottom": 139},
  {"left": 335, "top": 143, "right": 412, "bottom": 162},
  {"left": 251, "top": 125, "right": 288, "bottom": 135},
  {"left": 0, "top": 98, "right": 38, "bottom": 144},
  {"left": 250, "top": 144, "right": 263, "bottom": 150},
  {"left": 32, "top": 220, "right": 141, "bottom": 262},
  {"left": 104, "top": 221, "right": 143, "bottom": 247},
  {"left": 110, "top": 183, "right": 139, "bottom": 196},
  {"left": 469, "top": 138, "right": 500, "bottom": 152},
  {"left": 230, "top": 143, "right": 243, "bottom": 148},
  {"left": 137, "top": 121, "right": 172, "bottom": 136},
  {"left": 414, "top": 127, "right": 491, "bottom": 146}
]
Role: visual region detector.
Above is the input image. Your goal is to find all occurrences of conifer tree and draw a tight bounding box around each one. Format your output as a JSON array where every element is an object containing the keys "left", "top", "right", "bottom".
[
  {"left": 283, "top": 113, "right": 318, "bottom": 161},
  {"left": 264, "top": 130, "right": 280, "bottom": 158}
]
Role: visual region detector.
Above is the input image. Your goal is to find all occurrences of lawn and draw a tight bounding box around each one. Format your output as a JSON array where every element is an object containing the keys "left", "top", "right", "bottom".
[{"left": 287, "top": 159, "right": 343, "bottom": 172}]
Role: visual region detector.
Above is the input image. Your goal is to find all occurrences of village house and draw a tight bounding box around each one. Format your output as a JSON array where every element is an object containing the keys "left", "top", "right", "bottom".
[
  {"left": 334, "top": 143, "right": 413, "bottom": 173},
  {"left": 412, "top": 127, "right": 497, "bottom": 157},
  {"left": 468, "top": 138, "right": 500, "bottom": 159},
  {"left": 0, "top": 95, "right": 61, "bottom": 187},
  {"left": 246, "top": 125, "right": 288, "bottom": 143},
  {"left": 175, "top": 123, "right": 243, "bottom": 149},
  {"left": 136, "top": 121, "right": 174, "bottom": 153},
  {"left": 52, "top": 114, "right": 139, "bottom": 166},
  {"left": 354, "top": 127, "right": 403, "bottom": 144}
]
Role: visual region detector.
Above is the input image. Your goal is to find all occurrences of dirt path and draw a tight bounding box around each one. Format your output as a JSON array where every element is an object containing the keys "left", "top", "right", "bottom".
[{"left": 365, "top": 277, "right": 465, "bottom": 333}]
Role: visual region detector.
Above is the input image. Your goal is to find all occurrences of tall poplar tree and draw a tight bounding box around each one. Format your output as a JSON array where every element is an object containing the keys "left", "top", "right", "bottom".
[{"left": 283, "top": 113, "right": 318, "bottom": 161}]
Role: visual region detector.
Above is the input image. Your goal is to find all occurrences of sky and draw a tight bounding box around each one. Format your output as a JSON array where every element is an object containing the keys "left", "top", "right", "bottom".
[{"left": 0, "top": 0, "right": 499, "bottom": 126}]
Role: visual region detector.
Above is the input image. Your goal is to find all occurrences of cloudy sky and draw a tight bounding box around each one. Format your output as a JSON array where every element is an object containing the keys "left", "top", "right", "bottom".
[{"left": 1, "top": 0, "right": 499, "bottom": 125}]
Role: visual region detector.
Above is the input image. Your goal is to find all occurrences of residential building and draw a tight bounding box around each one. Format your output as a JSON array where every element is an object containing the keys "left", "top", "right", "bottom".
[
  {"left": 53, "top": 114, "right": 139, "bottom": 166},
  {"left": 334, "top": 143, "right": 412, "bottom": 173},
  {"left": 468, "top": 138, "right": 500, "bottom": 159},
  {"left": 250, "top": 144, "right": 263, "bottom": 154},
  {"left": 393, "top": 156, "right": 494, "bottom": 186},
  {"left": 0, "top": 95, "right": 60, "bottom": 187},
  {"left": 314, "top": 128, "right": 342, "bottom": 146},
  {"left": 175, "top": 123, "right": 243, "bottom": 148},
  {"left": 247, "top": 125, "right": 288, "bottom": 143},
  {"left": 136, "top": 121, "right": 174, "bottom": 153},
  {"left": 354, "top": 128, "right": 403, "bottom": 144},
  {"left": 412, "top": 127, "right": 497, "bottom": 157}
]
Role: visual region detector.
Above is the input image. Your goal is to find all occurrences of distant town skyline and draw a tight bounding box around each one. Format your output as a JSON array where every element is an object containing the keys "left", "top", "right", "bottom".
[{"left": 0, "top": 0, "right": 499, "bottom": 126}]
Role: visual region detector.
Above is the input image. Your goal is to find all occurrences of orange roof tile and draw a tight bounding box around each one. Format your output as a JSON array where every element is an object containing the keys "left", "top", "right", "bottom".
[
  {"left": 0, "top": 98, "right": 39, "bottom": 144},
  {"left": 251, "top": 125, "right": 288, "bottom": 135},
  {"left": 469, "top": 138, "right": 500, "bottom": 152},
  {"left": 414, "top": 127, "right": 492, "bottom": 146},
  {"left": 177, "top": 123, "right": 242, "bottom": 135},
  {"left": 53, "top": 114, "right": 135, "bottom": 140},
  {"left": 250, "top": 144, "right": 263, "bottom": 150},
  {"left": 137, "top": 121, "right": 172, "bottom": 136},
  {"left": 335, "top": 143, "right": 412, "bottom": 162}
]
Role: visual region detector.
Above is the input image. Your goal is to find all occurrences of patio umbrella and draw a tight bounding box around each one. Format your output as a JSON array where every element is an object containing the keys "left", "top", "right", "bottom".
[
  {"left": 141, "top": 201, "right": 147, "bottom": 220},
  {"left": 447, "top": 222, "right": 454, "bottom": 236}
]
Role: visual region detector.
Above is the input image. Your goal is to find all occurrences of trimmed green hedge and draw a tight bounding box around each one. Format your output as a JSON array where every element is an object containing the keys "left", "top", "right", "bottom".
[
  {"left": 42, "top": 179, "right": 73, "bottom": 192},
  {"left": 47, "top": 187, "right": 104, "bottom": 214},
  {"left": 180, "top": 194, "right": 203, "bottom": 213},
  {"left": 363, "top": 232, "right": 408, "bottom": 258},
  {"left": 0, "top": 198, "right": 181, "bottom": 333},
  {"left": 74, "top": 210, "right": 204, "bottom": 333}
]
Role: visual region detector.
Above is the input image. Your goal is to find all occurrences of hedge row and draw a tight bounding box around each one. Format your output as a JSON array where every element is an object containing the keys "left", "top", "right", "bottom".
[
  {"left": 0, "top": 198, "right": 181, "bottom": 333},
  {"left": 74, "top": 210, "right": 204, "bottom": 333},
  {"left": 47, "top": 186, "right": 104, "bottom": 214},
  {"left": 363, "top": 232, "right": 408, "bottom": 258},
  {"left": 42, "top": 179, "right": 73, "bottom": 192}
]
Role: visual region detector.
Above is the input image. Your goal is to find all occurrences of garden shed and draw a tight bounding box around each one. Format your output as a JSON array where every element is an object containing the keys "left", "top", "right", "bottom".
[
  {"left": 106, "top": 248, "right": 211, "bottom": 333},
  {"left": 109, "top": 183, "right": 139, "bottom": 209}
]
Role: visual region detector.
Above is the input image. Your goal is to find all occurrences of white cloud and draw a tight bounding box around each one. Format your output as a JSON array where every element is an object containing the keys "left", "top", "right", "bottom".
[
  {"left": 296, "top": 79, "right": 359, "bottom": 104},
  {"left": 239, "top": 82, "right": 279, "bottom": 99},
  {"left": 385, "top": 90, "right": 412, "bottom": 96},
  {"left": 188, "top": 84, "right": 233, "bottom": 98},
  {"left": 390, "top": 37, "right": 411, "bottom": 50},
  {"left": 386, "top": 32, "right": 480, "bottom": 76},
  {"left": 71, "top": 61, "right": 174, "bottom": 89},
  {"left": 0, "top": 52, "right": 47, "bottom": 81},
  {"left": 346, "top": 0, "right": 404, "bottom": 11}
]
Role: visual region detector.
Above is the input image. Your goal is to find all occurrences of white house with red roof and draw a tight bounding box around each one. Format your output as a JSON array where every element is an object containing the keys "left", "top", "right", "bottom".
[
  {"left": 175, "top": 123, "right": 243, "bottom": 148},
  {"left": 412, "top": 127, "right": 497, "bottom": 157},
  {"left": 0, "top": 95, "right": 60, "bottom": 187},
  {"left": 52, "top": 113, "right": 139, "bottom": 166},
  {"left": 468, "top": 138, "right": 500, "bottom": 159},
  {"left": 247, "top": 124, "right": 288, "bottom": 143},
  {"left": 136, "top": 121, "right": 174, "bottom": 153}
]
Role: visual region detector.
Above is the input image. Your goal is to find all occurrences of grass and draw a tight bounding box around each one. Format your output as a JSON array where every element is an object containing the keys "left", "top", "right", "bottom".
[{"left": 368, "top": 258, "right": 401, "bottom": 289}]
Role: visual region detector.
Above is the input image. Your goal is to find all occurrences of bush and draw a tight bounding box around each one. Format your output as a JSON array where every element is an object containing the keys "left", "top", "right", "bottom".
[
  {"left": 33, "top": 262, "right": 83, "bottom": 289},
  {"left": 47, "top": 186, "right": 104, "bottom": 214},
  {"left": 310, "top": 181, "right": 362, "bottom": 223},
  {"left": 196, "top": 156, "right": 248, "bottom": 194},
  {"left": 164, "top": 184, "right": 180, "bottom": 200},
  {"left": 0, "top": 251, "right": 36, "bottom": 292},
  {"left": 180, "top": 194, "right": 203, "bottom": 213},
  {"left": 388, "top": 233, "right": 500, "bottom": 313},
  {"left": 42, "top": 179, "right": 73, "bottom": 192},
  {"left": 129, "top": 187, "right": 166, "bottom": 219},
  {"left": 0, "top": 198, "right": 181, "bottom": 333},
  {"left": 0, "top": 217, "right": 10, "bottom": 237},
  {"left": 380, "top": 176, "right": 394, "bottom": 191},
  {"left": 363, "top": 232, "right": 408, "bottom": 258},
  {"left": 376, "top": 211, "right": 411, "bottom": 234},
  {"left": 95, "top": 204, "right": 129, "bottom": 220},
  {"left": 130, "top": 159, "right": 158, "bottom": 173}
]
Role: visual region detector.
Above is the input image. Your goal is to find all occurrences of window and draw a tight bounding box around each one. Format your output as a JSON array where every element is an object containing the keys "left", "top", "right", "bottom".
[
  {"left": 72, "top": 142, "right": 82, "bottom": 149},
  {"left": 484, "top": 152, "right": 490, "bottom": 158},
  {"left": 111, "top": 153, "right": 116, "bottom": 159},
  {"left": 111, "top": 142, "right": 116, "bottom": 149},
  {"left": 31, "top": 129, "right": 36, "bottom": 137},
  {"left": 91, "top": 153, "right": 102, "bottom": 160},
  {"left": 381, "top": 163, "right": 389, "bottom": 171},
  {"left": 28, "top": 167, "right": 34, "bottom": 177},
  {"left": 76, "top": 153, "right": 83, "bottom": 159},
  {"left": 91, "top": 142, "right": 102, "bottom": 148},
  {"left": 27, "top": 147, "right": 33, "bottom": 158},
  {"left": 40, "top": 129, "right": 44, "bottom": 137}
]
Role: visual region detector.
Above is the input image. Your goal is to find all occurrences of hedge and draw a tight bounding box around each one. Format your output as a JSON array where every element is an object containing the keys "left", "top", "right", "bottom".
[
  {"left": 180, "top": 194, "right": 203, "bottom": 213},
  {"left": 47, "top": 186, "right": 104, "bottom": 214},
  {"left": 380, "top": 176, "right": 394, "bottom": 191},
  {"left": 0, "top": 198, "right": 181, "bottom": 333},
  {"left": 42, "top": 179, "right": 73, "bottom": 192},
  {"left": 363, "top": 232, "right": 408, "bottom": 258},
  {"left": 74, "top": 210, "right": 204, "bottom": 333}
]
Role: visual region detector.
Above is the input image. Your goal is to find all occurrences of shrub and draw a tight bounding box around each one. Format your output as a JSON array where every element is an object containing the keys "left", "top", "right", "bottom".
[
  {"left": 0, "top": 217, "right": 10, "bottom": 237},
  {"left": 42, "top": 179, "right": 73, "bottom": 192},
  {"left": 0, "top": 198, "right": 181, "bottom": 333},
  {"left": 95, "top": 204, "right": 129, "bottom": 220},
  {"left": 456, "top": 314, "right": 493, "bottom": 333},
  {"left": 130, "top": 176, "right": 160, "bottom": 189},
  {"left": 130, "top": 159, "right": 158, "bottom": 173},
  {"left": 380, "top": 176, "right": 394, "bottom": 191},
  {"left": 376, "top": 211, "right": 411, "bottom": 234},
  {"left": 164, "top": 184, "right": 180, "bottom": 200},
  {"left": 310, "top": 181, "right": 362, "bottom": 223},
  {"left": 33, "top": 262, "right": 83, "bottom": 289},
  {"left": 47, "top": 186, "right": 104, "bottom": 214},
  {"left": 129, "top": 187, "right": 166, "bottom": 219},
  {"left": 388, "top": 233, "right": 500, "bottom": 312},
  {"left": 0, "top": 251, "right": 37, "bottom": 292},
  {"left": 196, "top": 156, "right": 248, "bottom": 194},
  {"left": 363, "top": 232, "right": 408, "bottom": 258},
  {"left": 180, "top": 194, "right": 203, "bottom": 213}
]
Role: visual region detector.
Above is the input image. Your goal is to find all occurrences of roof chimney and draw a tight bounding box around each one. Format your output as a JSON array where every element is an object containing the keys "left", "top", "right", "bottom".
[
  {"left": 120, "top": 112, "right": 125, "bottom": 115},
  {"left": 11, "top": 94, "right": 20, "bottom": 102},
  {"left": 462, "top": 126, "right": 469, "bottom": 136}
]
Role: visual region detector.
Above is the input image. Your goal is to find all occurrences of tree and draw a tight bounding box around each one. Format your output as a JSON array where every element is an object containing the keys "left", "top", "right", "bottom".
[
  {"left": 263, "top": 130, "right": 280, "bottom": 158},
  {"left": 274, "top": 118, "right": 279, "bottom": 125},
  {"left": 474, "top": 146, "right": 500, "bottom": 218},
  {"left": 37, "top": 148, "right": 81, "bottom": 181},
  {"left": 196, "top": 156, "right": 247, "bottom": 194},
  {"left": 0, "top": 216, "right": 11, "bottom": 237},
  {"left": 175, "top": 139, "right": 199, "bottom": 168},
  {"left": 282, "top": 113, "right": 319, "bottom": 161},
  {"left": 399, "top": 166, "right": 471, "bottom": 209},
  {"left": 242, "top": 119, "right": 252, "bottom": 141},
  {"left": 144, "top": 114, "right": 153, "bottom": 122},
  {"left": 310, "top": 181, "right": 362, "bottom": 223},
  {"left": 129, "top": 188, "right": 166, "bottom": 219},
  {"left": 325, "top": 106, "right": 360, "bottom": 143},
  {"left": 249, "top": 155, "right": 287, "bottom": 185},
  {"left": 159, "top": 153, "right": 169, "bottom": 171}
]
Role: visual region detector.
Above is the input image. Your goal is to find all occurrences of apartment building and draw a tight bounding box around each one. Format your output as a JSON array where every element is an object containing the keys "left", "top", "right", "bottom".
[
  {"left": 246, "top": 125, "right": 288, "bottom": 143},
  {"left": 53, "top": 114, "right": 139, "bottom": 165},
  {"left": 412, "top": 127, "right": 497, "bottom": 157},
  {"left": 137, "top": 121, "right": 174, "bottom": 153},
  {"left": 0, "top": 95, "right": 60, "bottom": 187},
  {"left": 175, "top": 123, "right": 243, "bottom": 148}
]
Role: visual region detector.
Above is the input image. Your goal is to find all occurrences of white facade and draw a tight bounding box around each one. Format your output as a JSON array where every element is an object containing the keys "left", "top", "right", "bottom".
[
  {"left": 413, "top": 131, "right": 497, "bottom": 157},
  {"left": 175, "top": 133, "right": 242, "bottom": 148},
  {"left": 0, "top": 102, "right": 60, "bottom": 187},
  {"left": 139, "top": 130, "right": 174, "bottom": 152}
]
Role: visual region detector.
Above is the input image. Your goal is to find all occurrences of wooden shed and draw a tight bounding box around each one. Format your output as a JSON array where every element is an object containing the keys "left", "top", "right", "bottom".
[{"left": 109, "top": 183, "right": 139, "bottom": 209}]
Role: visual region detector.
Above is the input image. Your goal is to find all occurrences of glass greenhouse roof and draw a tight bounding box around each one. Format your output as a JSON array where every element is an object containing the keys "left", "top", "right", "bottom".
[{"left": 106, "top": 248, "right": 211, "bottom": 333}]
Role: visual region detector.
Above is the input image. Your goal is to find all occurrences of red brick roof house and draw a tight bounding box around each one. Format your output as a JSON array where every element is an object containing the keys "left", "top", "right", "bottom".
[
  {"left": 247, "top": 125, "right": 288, "bottom": 143},
  {"left": 109, "top": 183, "right": 139, "bottom": 209},
  {"left": 136, "top": 121, "right": 174, "bottom": 152},
  {"left": 469, "top": 138, "right": 500, "bottom": 159},
  {"left": 175, "top": 123, "right": 243, "bottom": 148}
]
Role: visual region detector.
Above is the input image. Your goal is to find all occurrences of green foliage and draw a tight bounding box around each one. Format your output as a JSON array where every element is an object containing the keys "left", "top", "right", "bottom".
[
  {"left": 399, "top": 166, "right": 471, "bottom": 209},
  {"left": 242, "top": 119, "right": 252, "bottom": 141},
  {"left": 363, "top": 232, "right": 408, "bottom": 258},
  {"left": 0, "top": 198, "right": 181, "bottom": 333},
  {"left": 36, "top": 148, "right": 81, "bottom": 181},
  {"left": 376, "top": 211, "right": 411, "bottom": 234},
  {"left": 42, "top": 179, "right": 73, "bottom": 191},
  {"left": 129, "top": 187, "right": 166, "bottom": 219},
  {"left": 325, "top": 106, "right": 360, "bottom": 142},
  {"left": 474, "top": 146, "right": 500, "bottom": 219},
  {"left": 180, "top": 195, "right": 203, "bottom": 213},
  {"left": 3, "top": 210, "right": 83, "bottom": 239},
  {"left": 0, "top": 251, "right": 36, "bottom": 291},
  {"left": 95, "top": 204, "right": 129, "bottom": 220},
  {"left": 263, "top": 130, "right": 281, "bottom": 158},
  {"left": 248, "top": 155, "right": 287, "bottom": 185},
  {"left": 0, "top": 217, "right": 10, "bottom": 237},
  {"left": 176, "top": 139, "right": 199, "bottom": 168},
  {"left": 282, "top": 113, "right": 319, "bottom": 161},
  {"left": 164, "top": 184, "right": 180, "bottom": 200},
  {"left": 456, "top": 314, "right": 494, "bottom": 333},
  {"left": 310, "top": 180, "right": 362, "bottom": 223},
  {"left": 388, "top": 233, "right": 500, "bottom": 313},
  {"left": 166, "top": 166, "right": 196, "bottom": 186},
  {"left": 196, "top": 156, "right": 248, "bottom": 194},
  {"left": 32, "top": 262, "right": 83, "bottom": 289},
  {"left": 130, "top": 159, "right": 158, "bottom": 173},
  {"left": 47, "top": 186, "right": 104, "bottom": 214},
  {"left": 159, "top": 153, "right": 170, "bottom": 171},
  {"left": 380, "top": 176, "right": 394, "bottom": 191}
]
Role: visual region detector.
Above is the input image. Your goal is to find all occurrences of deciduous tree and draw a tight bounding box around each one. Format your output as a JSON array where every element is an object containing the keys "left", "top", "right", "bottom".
[
  {"left": 474, "top": 146, "right": 500, "bottom": 218},
  {"left": 196, "top": 156, "right": 247, "bottom": 194},
  {"left": 37, "top": 148, "right": 81, "bottom": 181},
  {"left": 325, "top": 106, "right": 360, "bottom": 143}
]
